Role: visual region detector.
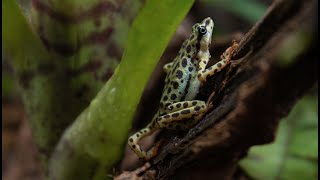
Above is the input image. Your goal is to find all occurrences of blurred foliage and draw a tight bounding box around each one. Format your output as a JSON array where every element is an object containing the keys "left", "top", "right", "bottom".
[
  {"left": 2, "top": 71, "right": 17, "bottom": 98},
  {"left": 240, "top": 95, "right": 318, "bottom": 180},
  {"left": 203, "top": 0, "right": 267, "bottom": 23},
  {"left": 277, "top": 30, "right": 314, "bottom": 66}
]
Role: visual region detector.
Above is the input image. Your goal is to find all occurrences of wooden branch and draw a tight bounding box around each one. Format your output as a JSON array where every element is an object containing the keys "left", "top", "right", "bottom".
[{"left": 117, "top": 0, "right": 317, "bottom": 179}]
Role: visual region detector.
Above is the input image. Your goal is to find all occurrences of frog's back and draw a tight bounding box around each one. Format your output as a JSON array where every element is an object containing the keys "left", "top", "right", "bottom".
[{"left": 159, "top": 38, "right": 201, "bottom": 113}]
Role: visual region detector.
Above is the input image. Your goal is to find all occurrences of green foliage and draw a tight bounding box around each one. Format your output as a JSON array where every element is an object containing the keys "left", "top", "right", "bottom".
[
  {"left": 48, "top": 0, "right": 195, "bottom": 179},
  {"left": 240, "top": 95, "right": 318, "bottom": 180}
]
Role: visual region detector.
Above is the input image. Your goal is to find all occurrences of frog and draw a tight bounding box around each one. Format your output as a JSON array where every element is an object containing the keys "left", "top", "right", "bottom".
[{"left": 128, "top": 17, "right": 239, "bottom": 160}]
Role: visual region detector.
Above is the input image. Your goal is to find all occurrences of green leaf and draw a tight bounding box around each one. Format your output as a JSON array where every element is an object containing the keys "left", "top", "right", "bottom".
[
  {"left": 49, "top": 0, "right": 195, "bottom": 179},
  {"left": 239, "top": 95, "right": 318, "bottom": 180}
]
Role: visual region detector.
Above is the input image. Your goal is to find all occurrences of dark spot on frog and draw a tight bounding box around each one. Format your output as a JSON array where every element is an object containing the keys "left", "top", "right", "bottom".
[
  {"left": 164, "top": 115, "right": 170, "bottom": 119},
  {"left": 182, "top": 58, "right": 187, "bottom": 67},
  {"left": 181, "top": 109, "right": 190, "bottom": 114},
  {"left": 188, "top": 67, "right": 193, "bottom": 72},
  {"left": 183, "top": 102, "right": 188, "bottom": 108},
  {"left": 194, "top": 106, "right": 201, "bottom": 111},
  {"left": 129, "top": 138, "right": 133, "bottom": 142},
  {"left": 176, "top": 103, "right": 181, "bottom": 108},
  {"left": 173, "top": 82, "right": 179, "bottom": 89},
  {"left": 217, "top": 63, "right": 222, "bottom": 67},
  {"left": 163, "top": 95, "right": 168, "bottom": 101},
  {"left": 186, "top": 45, "right": 191, "bottom": 53},
  {"left": 176, "top": 70, "right": 183, "bottom": 79},
  {"left": 167, "top": 87, "right": 172, "bottom": 93},
  {"left": 192, "top": 101, "right": 197, "bottom": 105},
  {"left": 171, "top": 94, "right": 177, "bottom": 100},
  {"left": 172, "top": 113, "right": 179, "bottom": 117}
]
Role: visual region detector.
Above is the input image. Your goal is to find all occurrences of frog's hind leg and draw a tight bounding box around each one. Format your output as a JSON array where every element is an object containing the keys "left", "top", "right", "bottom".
[
  {"left": 157, "top": 100, "right": 207, "bottom": 129},
  {"left": 128, "top": 116, "right": 160, "bottom": 160}
]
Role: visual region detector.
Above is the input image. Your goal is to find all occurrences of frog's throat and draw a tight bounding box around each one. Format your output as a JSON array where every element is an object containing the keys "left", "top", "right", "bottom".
[{"left": 199, "top": 36, "right": 211, "bottom": 51}]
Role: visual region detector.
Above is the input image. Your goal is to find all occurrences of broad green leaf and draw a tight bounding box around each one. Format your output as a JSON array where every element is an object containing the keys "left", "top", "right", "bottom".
[
  {"left": 239, "top": 95, "right": 318, "bottom": 180},
  {"left": 48, "top": 0, "right": 195, "bottom": 179}
]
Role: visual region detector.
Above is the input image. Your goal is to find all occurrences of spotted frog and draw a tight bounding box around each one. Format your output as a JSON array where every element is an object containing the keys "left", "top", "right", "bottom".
[{"left": 128, "top": 17, "right": 239, "bottom": 160}]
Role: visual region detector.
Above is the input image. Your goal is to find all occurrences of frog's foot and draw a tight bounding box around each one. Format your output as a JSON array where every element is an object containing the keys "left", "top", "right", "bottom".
[
  {"left": 197, "top": 41, "right": 239, "bottom": 83},
  {"left": 134, "top": 162, "right": 151, "bottom": 174},
  {"left": 157, "top": 100, "right": 207, "bottom": 129},
  {"left": 143, "top": 139, "right": 164, "bottom": 161},
  {"left": 128, "top": 123, "right": 159, "bottom": 160},
  {"left": 114, "top": 162, "right": 151, "bottom": 180}
]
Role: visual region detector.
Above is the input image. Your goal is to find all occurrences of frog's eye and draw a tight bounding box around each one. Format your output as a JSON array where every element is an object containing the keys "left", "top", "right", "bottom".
[{"left": 198, "top": 26, "right": 207, "bottom": 35}]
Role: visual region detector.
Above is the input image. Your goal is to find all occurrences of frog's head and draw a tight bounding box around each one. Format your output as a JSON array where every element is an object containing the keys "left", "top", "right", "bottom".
[{"left": 191, "top": 17, "right": 214, "bottom": 52}]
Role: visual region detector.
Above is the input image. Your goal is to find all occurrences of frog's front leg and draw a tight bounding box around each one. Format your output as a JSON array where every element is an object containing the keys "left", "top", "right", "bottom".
[
  {"left": 157, "top": 100, "right": 207, "bottom": 129},
  {"left": 198, "top": 41, "right": 239, "bottom": 83}
]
